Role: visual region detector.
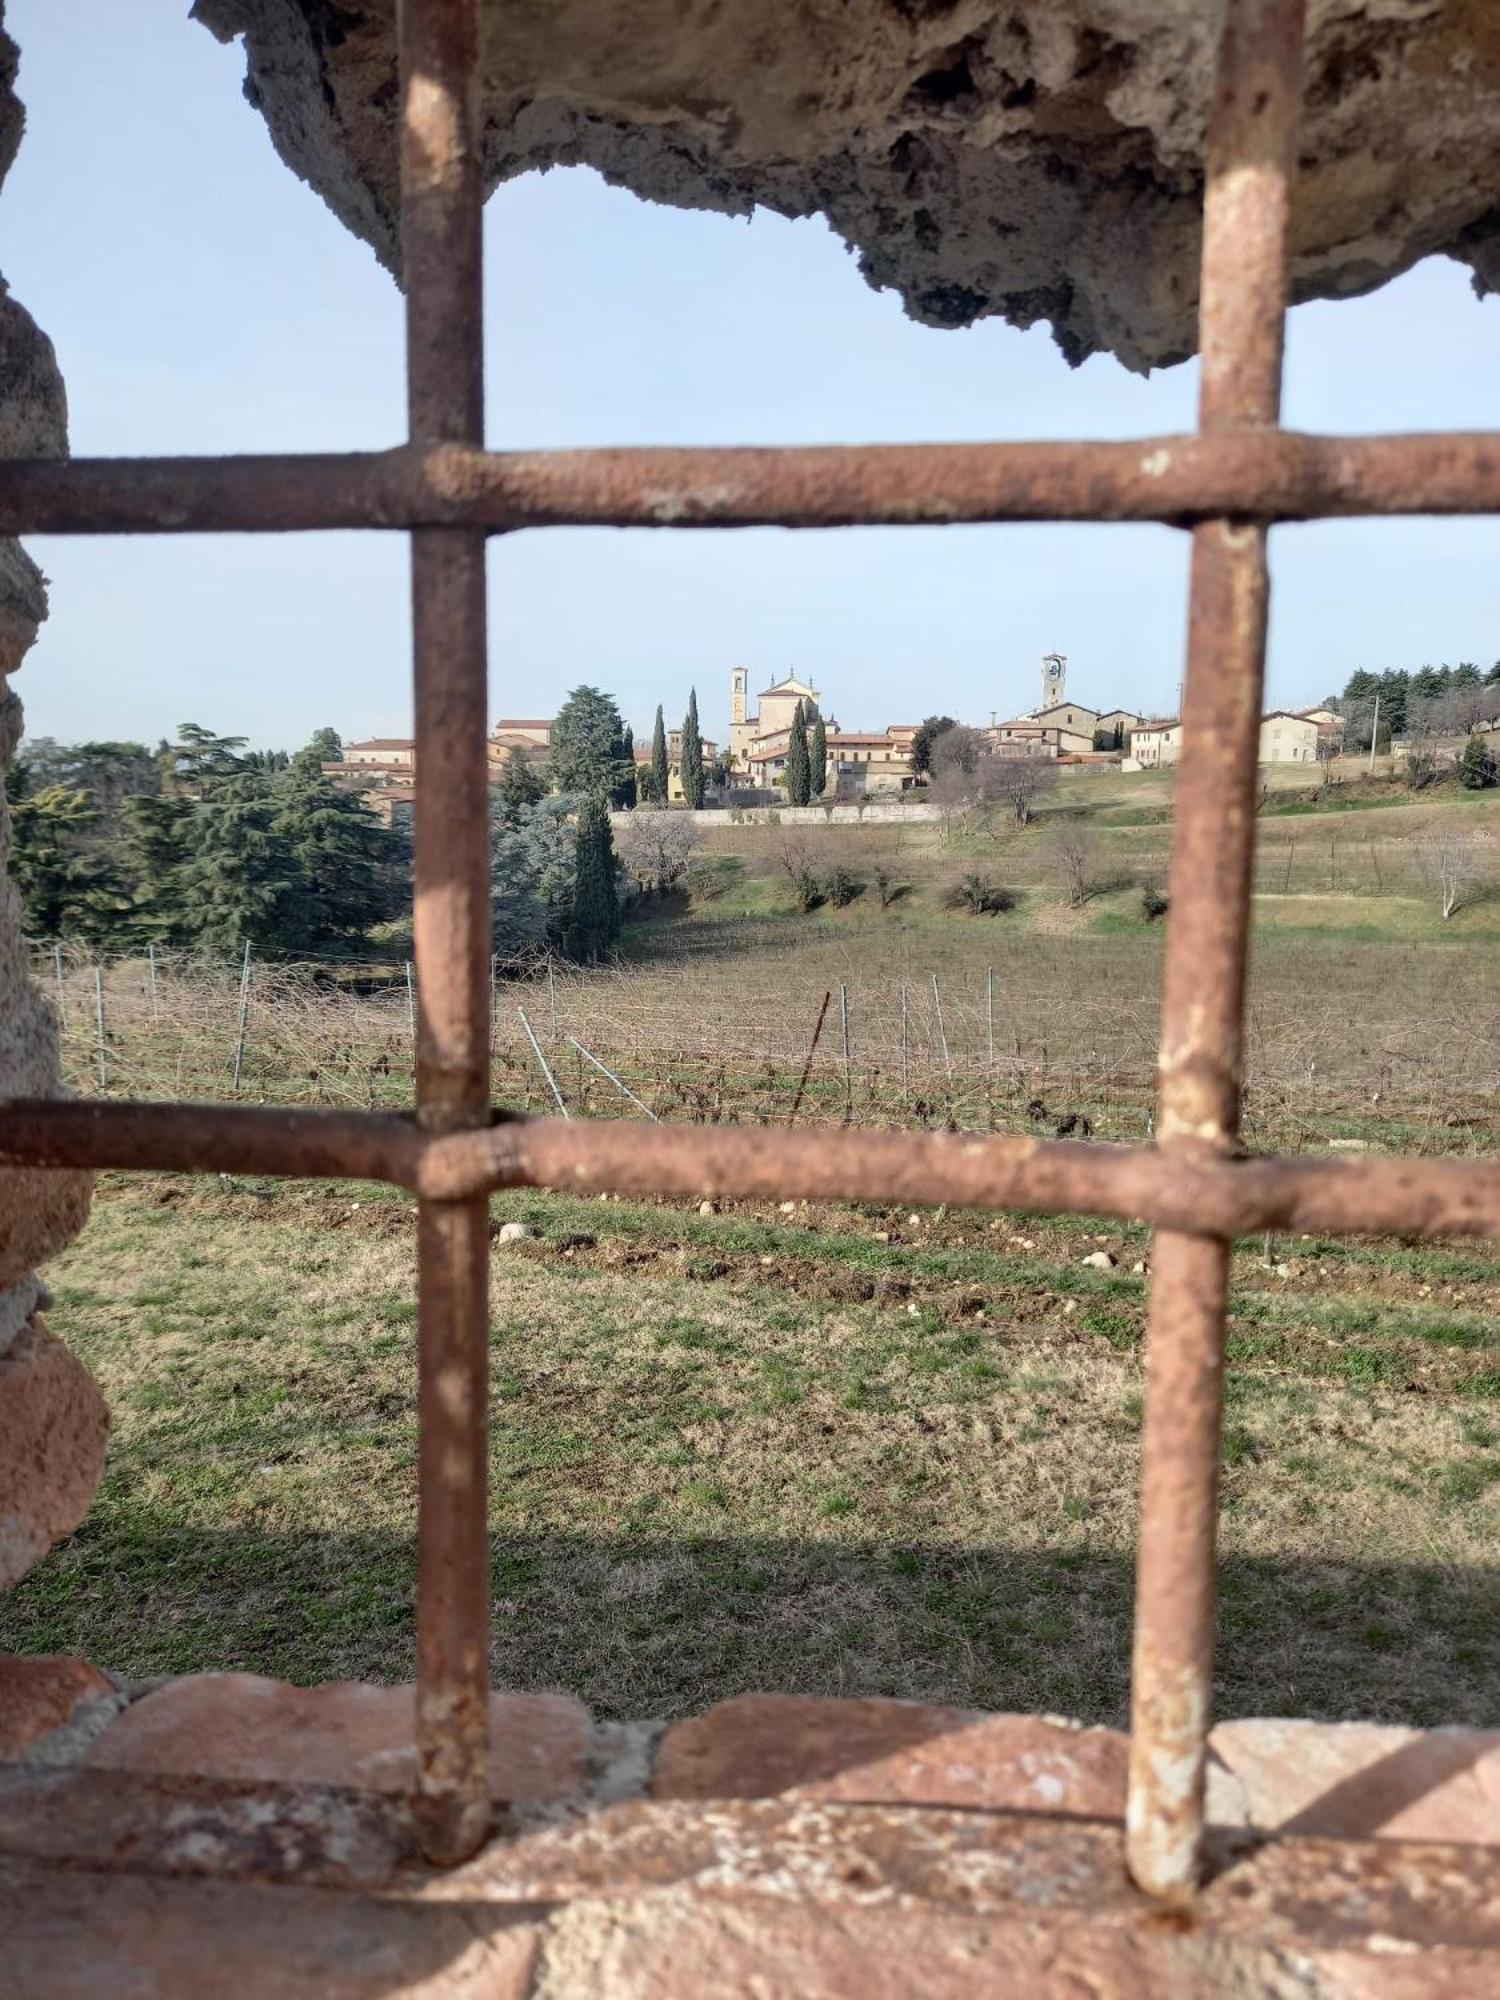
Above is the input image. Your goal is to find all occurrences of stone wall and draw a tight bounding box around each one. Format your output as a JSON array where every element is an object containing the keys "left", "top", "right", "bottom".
[
  {"left": 0, "top": 9, "right": 108, "bottom": 1592},
  {"left": 7, "top": 1661, "right": 1500, "bottom": 1992},
  {"left": 611, "top": 801, "right": 940, "bottom": 832}
]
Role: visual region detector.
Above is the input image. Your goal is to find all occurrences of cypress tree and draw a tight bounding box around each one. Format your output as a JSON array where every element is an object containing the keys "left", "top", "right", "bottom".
[
  {"left": 650, "top": 705, "right": 669, "bottom": 805},
  {"left": 810, "top": 710, "right": 828, "bottom": 798},
  {"left": 680, "top": 689, "right": 704, "bottom": 809},
  {"left": 567, "top": 795, "right": 620, "bottom": 963},
  {"left": 616, "top": 725, "right": 637, "bottom": 808},
  {"left": 785, "top": 700, "right": 811, "bottom": 806}
]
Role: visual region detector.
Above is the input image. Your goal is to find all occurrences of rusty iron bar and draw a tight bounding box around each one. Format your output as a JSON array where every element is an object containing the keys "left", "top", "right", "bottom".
[
  {"left": 8, "top": 1097, "right": 1500, "bottom": 1244},
  {"left": 1126, "top": 0, "right": 1306, "bottom": 1905},
  {"left": 1, "top": 431, "right": 1499, "bottom": 535},
  {"left": 400, "top": 0, "right": 493, "bottom": 1869}
]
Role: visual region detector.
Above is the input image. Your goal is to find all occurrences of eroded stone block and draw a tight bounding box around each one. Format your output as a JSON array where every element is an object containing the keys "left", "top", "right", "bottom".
[{"left": 0, "top": 1317, "right": 109, "bottom": 1590}]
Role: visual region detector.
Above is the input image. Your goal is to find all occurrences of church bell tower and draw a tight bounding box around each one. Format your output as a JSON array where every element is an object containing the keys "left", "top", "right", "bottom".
[
  {"left": 730, "top": 665, "right": 748, "bottom": 726},
  {"left": 1040, "top": 652, "right": 1067, "bottom": 712}
]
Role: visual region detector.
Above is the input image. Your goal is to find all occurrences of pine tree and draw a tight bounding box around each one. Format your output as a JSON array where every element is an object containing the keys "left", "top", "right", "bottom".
[
  {"left": 269, "top": 766, "right": 405, "bottom": 949},
  {"left": 174, "top": 772, "right": 285, "bottom": 955},
  {"left": 680, "top": 688, "right": 704, "bottom": 809},
  {"left": 1459, "top": 731, "right": 1496, "bottom": 791},
  {"left": 6, "top": 781, "right": 126, "bottom": 944},
  {"left": 548, "top": 686, "right": 628, "bottom": 799},
  {"left": 810, "top": 710, "right": 828, "bottom": 798},
  {"left": 495, "top": 746, "right": 545, "bottom": 827},
  {"left": 566, "top": 795, "right": 620, "bottom": 963},
  {"left": 785, "top": 700, "right": 811, "bottom": 806},
  {"left": 650, "top": 706, "right": 669, "bottom": 805}
]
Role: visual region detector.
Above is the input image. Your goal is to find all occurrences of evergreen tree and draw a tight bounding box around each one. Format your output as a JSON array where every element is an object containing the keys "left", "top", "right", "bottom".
[
  {"left": 809, "top": 710, "right": 828, "bottom": 798},
  {"left": 614, "top": 725, "right": 637, "bottom": 808},
  {"left": 268, "top": 766, "right": 406, "bottom": 949},
  {"left": 121, "top": 791, "right": 195, "bottom": 944},
  {"left": 548, "top": 686, "right": 629, "bottom": 799},
  {"left": 495, "top": 746, "right": 545, "bottom": 826},
  {"left": 650, "top": 705, "right": 669, "bottom": 806},
  {"left": 909, "top": 715, "right": 957, "bottom": 778},
  {"left": 785, "top": 700, "right": 811, "bottom": 806},
  {"left": 1453, "top": 662, "right": 1483, "bottom": 690},
  {"left": 174, "top": 772, "right": 285, "bottom": 955},
  {"left": 566, "top": 795, "right": 620, "bottom": 963},
  {"left": 1459, "top": 732, "right": 1496, "bottom": 790},
  {"left": 491, "top": 795, "right": 576, "bottom": 958},
  {"left": 680, "top": 688, "right": 704, "bottom": 808},
  {"left": 306, "top": 726, "right": 344, "bottom": 763},
  {"left": 6, "top": 781, "right": 126, "bottom": 943}
]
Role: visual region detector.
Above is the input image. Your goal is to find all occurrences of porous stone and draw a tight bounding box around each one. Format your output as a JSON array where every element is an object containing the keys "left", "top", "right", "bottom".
[
  {"left": 653, "top": 1694, "right": 1128, "bottom": 1819},
  {"left": 0, "top": 20, "right": 93, "bottom": 1321},
  {"left": 496, "top": 1221, "right": 534, "bottom": 1244},
  {"left": 196, "top": 1, "right": 1500, "bottom": 371},
  {"left": 1, "top": 1860, "right": 544, "bottom": 2000},
  {"left": 0, "top": 1652, "right": 115, "bottom": 1759},
  {"left": 87, "top": 1673, "right": 591, "bottom": 1804},
  {"left": 0, "top": 1317, "right": 110, "bottom": 1590},
  {"left": 1207, "top": 1716, "right": 1500, "bottom": 1845}
]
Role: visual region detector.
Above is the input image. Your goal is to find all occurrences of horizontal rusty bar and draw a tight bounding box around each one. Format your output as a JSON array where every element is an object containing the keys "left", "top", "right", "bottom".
[
  {"left": 0, "top": 1099, "right": 425, "bottom": 1187},
  {"left": 0, "top": 432, "right": 1497, "bottom": 536},
  {"left": 5, "top": 1098, "right": 1500, "bottom": 1243}
]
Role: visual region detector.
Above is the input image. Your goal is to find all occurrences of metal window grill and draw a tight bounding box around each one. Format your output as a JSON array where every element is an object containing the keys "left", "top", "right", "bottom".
[{"left": 3, "top": 0, "right": 1500, "bottom": 1898}]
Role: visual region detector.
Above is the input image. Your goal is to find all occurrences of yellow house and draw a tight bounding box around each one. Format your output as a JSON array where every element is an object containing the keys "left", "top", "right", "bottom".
[{"left": 1124, "top": 711, "right": 1322, "bottom": 771}]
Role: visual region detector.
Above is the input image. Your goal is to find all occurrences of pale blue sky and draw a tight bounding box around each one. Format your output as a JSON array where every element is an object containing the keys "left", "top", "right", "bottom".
[{"left": 5, "top": 0, "right": 1497, "bottom": 751}]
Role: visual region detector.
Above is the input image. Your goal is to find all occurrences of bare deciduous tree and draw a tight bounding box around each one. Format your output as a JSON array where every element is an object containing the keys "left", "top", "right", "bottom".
[
  {"left": 1417, "top": 833, "right": 1487, "bottom": 921},
  {"left": 615, "top": 810, "right": 700, "bottom": 898},
  {"left": 1050, "top": 827, "right": 1095, "bottom": 908},
  {"left": 930, "top": 744, "right": 1057, "bottom": 830}
]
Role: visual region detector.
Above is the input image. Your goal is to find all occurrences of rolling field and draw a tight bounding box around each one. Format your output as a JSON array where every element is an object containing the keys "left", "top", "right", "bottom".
[{"left": 10, "top": 763, "right": 1500, "bottom": 1725}]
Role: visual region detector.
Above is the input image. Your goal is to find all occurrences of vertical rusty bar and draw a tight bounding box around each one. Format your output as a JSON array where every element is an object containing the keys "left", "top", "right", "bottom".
[
  {"left": 1126, "top": 0, "right": 1304, "bottom": 1901},
  {"left": 399, "top": 0, "right": 492, "bottom": 1866}
]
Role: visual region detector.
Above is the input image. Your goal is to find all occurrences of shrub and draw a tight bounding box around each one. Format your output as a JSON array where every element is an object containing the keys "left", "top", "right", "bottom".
[
  {"left": 1459, "top": 732, "right": 1497, "bottom": 790},
  {"left": 825, "top": 866, "right": 863, "bottom": 908},
  {"left": 1405, "top": 746, "right": 1438, "bottom": 791},
  {"left": 947, "top": 872, "right": 1017, "bottom": 915},
  {"left": 1140, "top": 880, "right": 1169, "bottom": 920}
]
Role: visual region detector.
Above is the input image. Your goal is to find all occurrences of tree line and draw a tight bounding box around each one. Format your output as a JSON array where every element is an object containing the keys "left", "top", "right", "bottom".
[
  {"left": 6, "top": 726, "right": 407, "bottom": 956},
  {"left": 1337, "top": 661, "right": 1500, "bottom": 746}
]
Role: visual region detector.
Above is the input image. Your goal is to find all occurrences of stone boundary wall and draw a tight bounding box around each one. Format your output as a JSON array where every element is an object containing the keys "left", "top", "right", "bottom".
[{"left": 611, "top": 801, "right": 940, "bottom": 831}]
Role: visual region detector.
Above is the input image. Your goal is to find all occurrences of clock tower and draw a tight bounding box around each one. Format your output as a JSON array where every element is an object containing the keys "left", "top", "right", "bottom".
[{"left": 1040, "top": 652, "right": 1067, "bottom": 712}]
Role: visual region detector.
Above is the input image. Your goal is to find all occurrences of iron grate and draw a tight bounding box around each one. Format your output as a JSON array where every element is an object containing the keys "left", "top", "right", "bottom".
[{"left": 1, "top": 0, "right": 1496, "bottom": 1896}]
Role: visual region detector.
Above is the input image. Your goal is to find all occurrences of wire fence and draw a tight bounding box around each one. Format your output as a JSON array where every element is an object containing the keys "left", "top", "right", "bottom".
[{"left": 30, "top": 936, "right": 1500, "bottom": 1158}]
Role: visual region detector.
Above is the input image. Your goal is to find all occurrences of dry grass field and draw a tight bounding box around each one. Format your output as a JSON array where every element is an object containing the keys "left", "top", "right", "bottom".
[
  {"left": 6, "top": 1172, "right": 1498, "bottom": 1727},
  {"left": 9, "top": 763, "right": 1500, "bottom": 1724}
]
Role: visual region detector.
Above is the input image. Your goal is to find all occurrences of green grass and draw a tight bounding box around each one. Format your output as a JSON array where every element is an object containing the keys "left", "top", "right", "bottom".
[{"left": 6, "top": 1174, "right": 1500, "bottom": 1732}]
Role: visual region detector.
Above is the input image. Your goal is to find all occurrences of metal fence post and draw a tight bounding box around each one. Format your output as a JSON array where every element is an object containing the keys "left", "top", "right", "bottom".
[
  {"left": 93, "top": 964, "right": 107, "bottom": 1091},
  {"left": 518, "top": 1005, "right": 569, "bottom": 1117},
  {"left": 231, "top": 940, "right": 253, "bottom": 1095}
]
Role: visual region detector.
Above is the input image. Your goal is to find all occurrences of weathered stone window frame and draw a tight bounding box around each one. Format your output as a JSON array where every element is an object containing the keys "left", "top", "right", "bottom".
[{"left": 3, "top": 0, "right": 1500, "bottom": 1900}]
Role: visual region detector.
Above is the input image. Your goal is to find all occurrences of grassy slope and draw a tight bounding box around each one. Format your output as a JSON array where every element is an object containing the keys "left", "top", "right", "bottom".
[{"left": 6, "top": 1174, "right": 1497, "bottom": 1727}]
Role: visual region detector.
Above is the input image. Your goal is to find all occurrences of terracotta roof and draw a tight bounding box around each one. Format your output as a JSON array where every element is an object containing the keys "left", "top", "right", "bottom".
[
  {"left": 347, "top": 737, "right": 414, "bottom": 750},
  {"left": 491, "top": 718, "right": 551, "bottom": 729}
]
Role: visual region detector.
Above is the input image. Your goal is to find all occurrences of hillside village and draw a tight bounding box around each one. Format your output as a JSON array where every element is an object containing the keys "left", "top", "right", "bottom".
[{"left": 323, "top": 652, "right": 1362, "bottom": 821}]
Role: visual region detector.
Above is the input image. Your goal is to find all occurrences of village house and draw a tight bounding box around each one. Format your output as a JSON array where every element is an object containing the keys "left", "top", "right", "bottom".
[
  {"left": 487, "top": 717, "right": 552, "bottom": 772},
  {"left": 663, "top": 725, "right": 721, "bottom": 803},
  {"left": 988, "top": 717, "right": 1094, "bottom": 759},
  {"left": 1123, "top": 710, "right": 1323, "bottom": 771}
]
